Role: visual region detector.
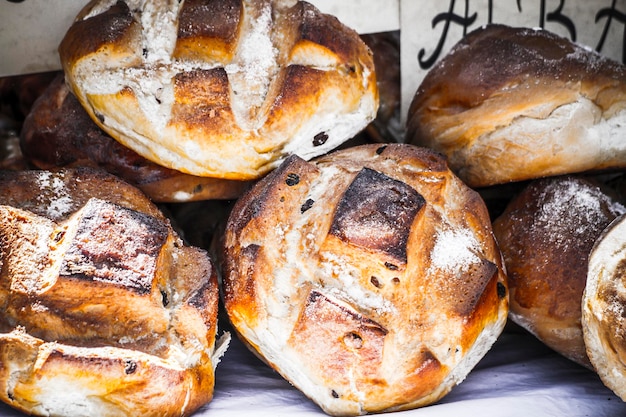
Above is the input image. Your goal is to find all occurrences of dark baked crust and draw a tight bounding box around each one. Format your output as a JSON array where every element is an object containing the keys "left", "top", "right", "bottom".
[
  {"left": 493, "top": 175, "right": 625, "bottom": 367},
  {"left": 222, "top": 143, "right": 508, "bottom": 415},
  {"left": 20, "top": 75, "right": 252, "bottom": 202},
  {"left": 0, "top": 169, "right": 225, "bottom": 416},
  {"left": 0, "top": 167, "right": 164, "bottom": 222}
]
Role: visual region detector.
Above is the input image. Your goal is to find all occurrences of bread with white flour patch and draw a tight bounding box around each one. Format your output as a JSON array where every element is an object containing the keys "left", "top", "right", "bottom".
[
  {"left": 58, "top": 0, "right": 378, "bottom": 180},
  {"left": 221, "top": 143, "right": 508, "bottom": 416},
  {"left": 493, "top": 176, "right": 625, "bottom": 368},
  {"left": 406, "top": 24, "right": 626, "bottom": 188}
]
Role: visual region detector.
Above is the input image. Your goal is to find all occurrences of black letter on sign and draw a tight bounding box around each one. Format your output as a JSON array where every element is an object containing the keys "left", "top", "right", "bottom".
[
  {"left": 417, "top": 0, "right": 477, "bottom": 70},
  {"left": 543, "top": 0, "right": 576, "bottom": 41},
  {"left": 596, "top": 0, "right": 626, "bottom": 64}
]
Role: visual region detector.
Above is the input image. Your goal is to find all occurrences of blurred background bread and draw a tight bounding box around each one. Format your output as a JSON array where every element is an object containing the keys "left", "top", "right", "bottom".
[{"left": 20, "top": 74, "right": 252, "bottom": 202}]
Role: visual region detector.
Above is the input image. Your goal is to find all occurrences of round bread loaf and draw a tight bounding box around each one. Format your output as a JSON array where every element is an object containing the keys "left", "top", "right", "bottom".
[
  {"left": 406, "top": 24, "right": 626, "bottom": 188},
  {"left": 221, "top": 143, "right": 508, "bottom": 415},
  {"left": 20, "top": 74, "right": 252, "bottom": 202},
  {"left": 583, "top": 212, "right": 626, "bottom": 401},
  {"left": 58, "top": 0, "right": 378, "bottom": 180},
  {"left": 0, "top": 168, "right": 229, "bottom": 417},
  {"left": 493, "top": 176, "right": 625, "bottom": 367}
]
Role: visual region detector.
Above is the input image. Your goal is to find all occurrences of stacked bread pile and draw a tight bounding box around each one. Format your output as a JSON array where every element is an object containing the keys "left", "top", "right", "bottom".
[
  {"left": 407, "top": 24, "right": 626, "bottom": 402},
  {"left": 0, "top": 0, "right": 517, "bottom": 415},
  {"left": 3, "top": 0, "right": 626, "bottom": 415}
]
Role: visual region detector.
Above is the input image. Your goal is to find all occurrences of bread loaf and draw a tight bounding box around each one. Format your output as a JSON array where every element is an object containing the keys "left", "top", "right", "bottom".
[
  {"left": 221, "top": 143, "right": 508, "bottom": 415},
  {"left": 406, "top": 24, "right": 626, "bottom": 188},
  {"left": 583, "top": 212, "right": 626, "bottom": 401},
  {"left": 0, "top": 169, "right": 229, "bottom": 417},
  {"left": 493, "top": 176, "right": 625, "bottom": 367},
  {"left": 58, "top": 0, "right": 378, "bottom": 180}
]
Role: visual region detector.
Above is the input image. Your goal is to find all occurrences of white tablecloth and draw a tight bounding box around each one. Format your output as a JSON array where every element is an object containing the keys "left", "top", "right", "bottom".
[{"left": 1, "top": 325, "right": 624, "bottom": 417}]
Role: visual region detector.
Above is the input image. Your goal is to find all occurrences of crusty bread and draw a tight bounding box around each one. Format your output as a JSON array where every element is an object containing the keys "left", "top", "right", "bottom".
[
  {"left": 406, "top": 24, "right": 626, "bottom": 188},
  {"left": 221, "top": 143, "right": 508, "bottom": 415},
  {"left": 0, "top": 169, "right": 229, "bottom": 417},
  {"left": 493, "top": 176, "right": 625, "bottom": 367},
  {"left": 58, "top": 0, "right": 378, "bottom": 180},
  {"left": 583, "top": 212, "right": 626, "bottom": 401},
  {"left": 20, "top": 74, "right": 252, "bottom": 202}
]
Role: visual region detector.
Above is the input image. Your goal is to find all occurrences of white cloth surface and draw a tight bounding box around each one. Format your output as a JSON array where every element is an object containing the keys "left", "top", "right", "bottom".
[{"left": 1, "top": 326, "right": 624, "bottom": 417}]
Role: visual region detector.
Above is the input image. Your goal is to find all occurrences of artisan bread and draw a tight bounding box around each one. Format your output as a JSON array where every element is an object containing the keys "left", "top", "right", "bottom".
[
  {"left": 406, "top": 24, "right": 626, "bottom": 188},
  {"left": 58, "top": 0, "right": 378, "bottom": 180},
  {"left": 0, "top": 169, "right": 229, "bottom": 417},
  {"left": 221, "top": 143, "right": 508, "bottom": 415},
  {"left": 21, "top": 74, "right": 251, "bottom": 202},
  {"left": 583, "top": 213, "right": 626, "bottom": 401},
  {"left": 493, "top": 176, "right": 625, "bottom": 367}
]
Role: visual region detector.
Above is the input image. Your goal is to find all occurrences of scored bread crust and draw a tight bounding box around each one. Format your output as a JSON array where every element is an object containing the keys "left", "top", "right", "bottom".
[
  {"left": 493, "top": 176, "right": 626, "bottom": 368},
  {"left": 406, "top": 24, "right": 626, "bottom": 188},
  {"left": 221, "top": 143, "right": 508, "bottom": 415},
  {"left": 20, "top": 74, "right": 252, "bottom": 203},
  {"left": 0, "top": 169, "right": 228, "bottom": 417},
  {"left": 58, "top": 0, "right": 378, "bottom": 180},
  {"left": 582, "top": 213, "right": 626, "bottom": 401}
]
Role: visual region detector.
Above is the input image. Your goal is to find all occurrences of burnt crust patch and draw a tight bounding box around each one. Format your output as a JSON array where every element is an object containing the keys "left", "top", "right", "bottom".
[{"left": 329, "top": 168, "right": 425, "bottom": 263}]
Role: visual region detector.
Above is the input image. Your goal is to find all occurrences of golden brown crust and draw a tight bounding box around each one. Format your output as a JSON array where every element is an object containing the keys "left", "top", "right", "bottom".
[
  {"left": 406, "top": 24, "right": 626, "bottom": 188},
  {"left": 221, "top": 143, "right": 508, "bottom": 415},
  {"left": 0, "top": 169, "right": 224, "bottom": 417},
  {"left": 174, "top": 0, "right": 242, "bottom": 61},
  {"left": 493, "top": 176, "right": 625, "bottom": 367},
  {"left": 20, "top": 74, "right": 252, "bottom": 202},
  {"left": 58, "top": 0, "right": 378, "bottom": 180}
]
